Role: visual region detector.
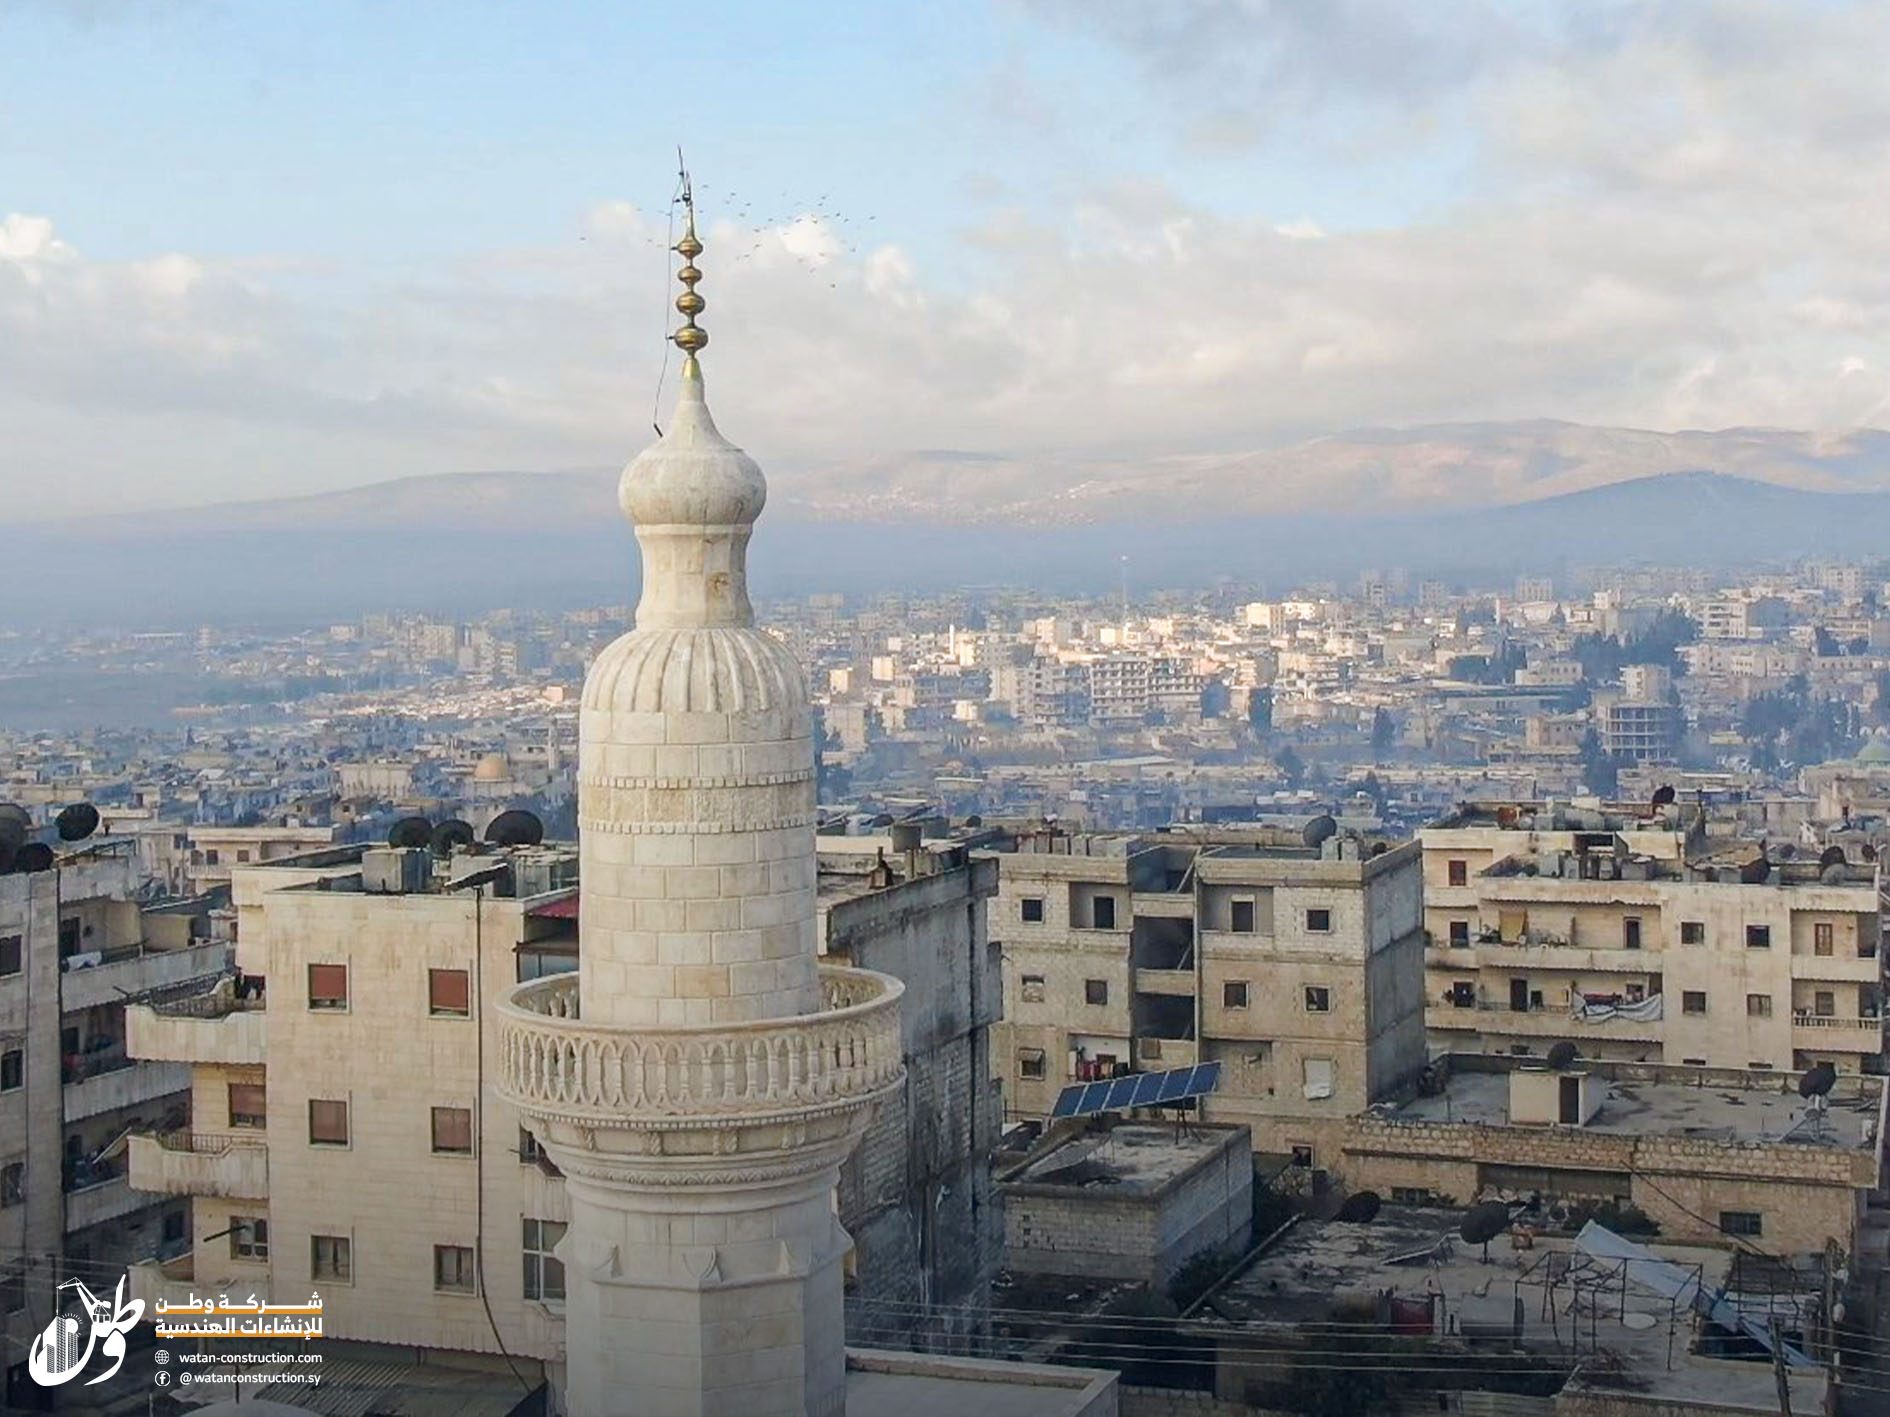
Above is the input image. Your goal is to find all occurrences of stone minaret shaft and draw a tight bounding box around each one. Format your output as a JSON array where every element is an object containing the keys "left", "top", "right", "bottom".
[{"left": 499, "top": 183, "right": 903, "bottom": 1417}]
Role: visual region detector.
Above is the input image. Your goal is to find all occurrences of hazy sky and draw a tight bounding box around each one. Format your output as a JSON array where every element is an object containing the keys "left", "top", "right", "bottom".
[{"left": 6, "top": 0, "right": 1890, "bottom": 522}]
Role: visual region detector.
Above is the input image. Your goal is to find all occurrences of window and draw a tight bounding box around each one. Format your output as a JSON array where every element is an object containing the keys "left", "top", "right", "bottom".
[
  {"left": 1719, "top": 1211, "right": 1763, "bottom": 1238},
  {"left": 1288, "top": 1143, "right": 1314, "bottom": 1168},
  {"left": 1, "top": 1260, "right": 23, "bottom": 1315},
  {"left": 204, "top": 849, "right": 219, "bottom": 866},
  {"left": 1447, "top": 981, "right": 1476, "bottom": 1008},
  {"left": 1682, "top": 1057, "right": 1707, "bottom": 1066},
  {"left": 236, "top": 849, "right": 251, "bottom": 864},
  {"left": 1020, "top": 897, "right": 1044, "bottom": 923},
  {"left": 1, "top": 1162, "right": 23, "bottom": 1207},
  {"left": 0, "top": 935, "right": 19, "bottom": 977},
  {"left": 1448, "top": 920, "right": 1470, "bottom": 948},
  {"left": 431, "top": 1106, "right": 474, "bottom": 1155},
  {"left": 1091, "top": 896, "right": 1116, "bottom": 930},
  {"left": 232, "top": 1217, "right": 269, "bottom": 1261},
  {"left": 1814, "top": 991, "right": 1836, "bottom": 1018},
  {"left": 1623, "top": 918, "right": 1642, "bottom": 950},
  {"left": 1746, "top": 925, "right": 1771, "bottom": 950},
  {"left": 1224, "top": 980, "right": 1250, "bottom": 1009},
  {"left": 1746, "top": 994, "right": 1773, "bottom": 1018},
  {"left": 308, "top": 1098, "right": 350, "bottom": 1146},
  {"left": 1017, "top": 1048, "right": 1046, "bottom": 1080},
  {"left": 163, "top": 1211, "right": 185, "bottom": 1243},
  {"left": 1020, "top": 974, "right": 1045, "bottom": 1003},
  {"left": 1447, "top": 860, "right": 1468, "bottom": 887},
  {"left": 1681, "top": 921, "right": 1705, "bottom": 945},
  {"left": 1391, "top": 1187, "right": 1435, "bottom": 1206},
  {"left": 307, "top": 963, "right": 349, "bottom": 1010},
  {"left": 1304, "top": 985, "right": 1331, "bottom": 1013},
  {"left": 1814, "top": 922, "right": 1834, "bottom": 956},
  {"left": 1230, "top": 899, "right": 1256, "bottom": 933},
  {"left": 228, "top": 1082, "right": 266, "bottom": 1128},
  {"left": 1302, "top": 1058, "right": 1335, "bottom": 1100},
  {"left": 523, "top": 1219, "right": 566, "bottom": 1303},
  {"left": 1306, "top": 908, "right": 1332, "bottom": 933},
  {"left": 1682, "top": 991, "right": 1707, "bottom": 1015},
  {"left": 0, "top": 1049, "right": 21, "bottom": 1092},
  {"left": 434, "top": 1244, "right": 477, "bottom": 1294},
  {"left": 56, "top": 918, "right": 80, "bottom": 959},
  {"left": 518, "top": 1127, "right": 542, "bottom": 1165},
  {"left": 1084, "top": 979, "right": 1108, "bottom": 1007},
  {"left": 311, "top": 1234, "right": 351, "bottom": 1283},
  {"left": 428, "top": 968, "right": 471, "bottom": 1017}
]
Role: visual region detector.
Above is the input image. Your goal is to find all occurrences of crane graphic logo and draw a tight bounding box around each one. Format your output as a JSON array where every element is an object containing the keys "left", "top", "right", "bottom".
[{"left": 27, "top": 1275, "right": 143, "bottom": 1388}]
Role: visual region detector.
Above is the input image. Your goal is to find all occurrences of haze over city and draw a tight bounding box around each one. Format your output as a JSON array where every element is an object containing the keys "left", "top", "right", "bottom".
[{"left": 7, "top": 7, "right": 1890, "bottom": 1417}]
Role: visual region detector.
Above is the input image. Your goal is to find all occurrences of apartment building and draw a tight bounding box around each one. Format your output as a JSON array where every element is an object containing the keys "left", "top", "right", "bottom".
[
  {"left": 2, "top": 842, "right": 221, "bottom": 1409},
  {"left": 989, "top": 826, "right": 1427, "bottom": 1168},
  {"left": 128, "top": 835, "right": 1004, "bottom": 1366},
  {"left": 1422, "top": 802, "right": 1885, "bottom": 1072}
]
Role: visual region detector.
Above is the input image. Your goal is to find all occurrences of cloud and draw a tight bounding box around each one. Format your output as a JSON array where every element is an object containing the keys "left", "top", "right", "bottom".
[{"left": 8, "top": 2, "right": 1890, "bottom": 519}]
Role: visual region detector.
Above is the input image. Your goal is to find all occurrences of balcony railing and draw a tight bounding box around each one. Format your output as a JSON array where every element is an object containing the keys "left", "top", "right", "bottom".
[
  {"left": 63, "top": 1046, "right": 132, "bottom": 1084},
  {"left": 129, "top": 1130, "right": 269, "bottom": 1199},
  {"left": 1792, "top": 1012, "right": 1884, "bottom": 1033},
  {"left": 497, "top": 965, "right": 904, "bottom": 1127}
]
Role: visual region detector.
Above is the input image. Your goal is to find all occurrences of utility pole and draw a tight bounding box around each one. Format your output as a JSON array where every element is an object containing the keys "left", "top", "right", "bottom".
[{"left": 1770, "top": 1317, "right": 1793, "bottom": 1417}]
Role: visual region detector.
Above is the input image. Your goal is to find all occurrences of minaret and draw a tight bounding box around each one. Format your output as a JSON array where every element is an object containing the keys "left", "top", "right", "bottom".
[{"left": 499, "top": 178, "right": 903, "bottom": 1417}]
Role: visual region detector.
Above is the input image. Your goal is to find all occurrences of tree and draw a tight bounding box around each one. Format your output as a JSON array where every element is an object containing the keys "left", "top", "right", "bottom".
[
  {"left": 1370, "top": 707, "right": 1396, "bottom": 762},
  {"left": 1247, "top": 687, "right": 1273, "bottom": 735},
  {"left": 1578, "top": 728, "right": 1619, "bottom": 797},
  {"left": 1274, "top": 745, "right": 1306, "bottom": 788}
]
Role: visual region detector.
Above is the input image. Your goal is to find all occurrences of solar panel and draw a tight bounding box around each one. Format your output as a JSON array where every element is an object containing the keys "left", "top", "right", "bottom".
[
  {"left": 1048, "top": 1063, "right": 1226, "bottom": 1119},
  {"left": 1102, "top": 1076, "right": 1141, "bottom": 1111},
  {"left": 1130, "top": 1071, "right": 1168, "bottom": 1106}
]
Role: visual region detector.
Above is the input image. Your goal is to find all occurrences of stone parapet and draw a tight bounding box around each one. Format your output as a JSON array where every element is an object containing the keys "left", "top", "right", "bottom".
[{"left": 497, "top": 964, "right": 903, "bottom": 1133}]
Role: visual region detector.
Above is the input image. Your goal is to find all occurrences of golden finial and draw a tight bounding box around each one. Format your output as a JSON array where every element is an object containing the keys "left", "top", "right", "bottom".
[{"left": 672, "top": 160, "right": 707, "bottom": 365}]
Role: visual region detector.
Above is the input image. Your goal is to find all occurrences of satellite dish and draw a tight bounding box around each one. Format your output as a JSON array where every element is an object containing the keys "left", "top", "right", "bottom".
[
  {"left": 869, "top": 813, "right": 895, "bottom": 828},
  {"left": 387, "top": 816, "right": 433, "bottom": 849},
  {"left": 1819, "top": 846, "right": 1846, "bottom": 869},
  {"left": 1302, "top": 814, "right": 1338, "bottom": 849},
  {"left": 485, "top": 809, "right": 544, "bottom": 847},
  {"left": 1651, "top": 785, "right": 1676, "bottom": 807},
  {"left": 55, "top": 803, "right": 100, "bottom": 842},
  {"left": 0, "top": 804, "right": 28, "bottom": 852},
  {"left": 1798, "top": 1062, "right": 1838, "bottom": 1100},
  {"left": 964, "top": 814, "right": 983, "bottom": 829},
  {"left": 1460, "top": 1200, "right": 1510, "bottom": 1257},
  {"left": 1370, "top": 840, "right": 1389, "bottom": 856},
  {"left": 1738, "top": 856, "right": 1770, "bottom": 885},
  {"left": 14, "top": 843, "right": 54, "bottom": 874},
  {"left": 0, "top": 840, "right": 16, "bottom": 874},
  {"left": 1774, "top": 843, "right": 1796, "bottom": 862},
  {"left": 1336, "top": 1190, "right": 1382, "bottom": 1223},
  {"left": 430, "top": 819, "right": 476, "bottom": 856},
  {"left": 1546, "top": 1041, "right": 1580, "bottom": 1071}
]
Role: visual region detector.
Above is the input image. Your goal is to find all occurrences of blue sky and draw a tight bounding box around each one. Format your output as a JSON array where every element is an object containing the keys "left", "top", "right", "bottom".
[{"left": 4, "top": 1, "right": 1890, "bottom": 520}]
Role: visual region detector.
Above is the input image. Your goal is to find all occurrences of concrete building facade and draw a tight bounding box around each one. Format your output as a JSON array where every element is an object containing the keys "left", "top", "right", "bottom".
[
  {"left": 989, "top": 828, "right": 1427, "bottom": 1171},
  {"left": 1421, "top": 802, "right": 1884, "bottom": 1072}
]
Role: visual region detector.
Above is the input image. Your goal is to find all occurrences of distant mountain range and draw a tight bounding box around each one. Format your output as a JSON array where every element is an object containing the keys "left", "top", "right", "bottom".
[{"left": 4, "top": 420, "right": 1887, "bottom": 626}]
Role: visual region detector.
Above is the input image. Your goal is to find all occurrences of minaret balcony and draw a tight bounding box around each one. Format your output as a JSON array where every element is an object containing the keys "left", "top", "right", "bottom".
[{"left": 496, "top": 965, "right": 904, "bottom": 1135}]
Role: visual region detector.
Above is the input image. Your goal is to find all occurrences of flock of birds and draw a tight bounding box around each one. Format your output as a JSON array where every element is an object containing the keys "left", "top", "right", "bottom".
[{"left": 583, "top": 186, "right": 881, "bottom": 292}]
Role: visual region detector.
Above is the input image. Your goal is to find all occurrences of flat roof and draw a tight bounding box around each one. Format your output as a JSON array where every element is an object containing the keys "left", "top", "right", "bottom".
[
  {"left": 1207, "top": 1211, "right": 1824, "bottom": 1414},
  {"left": 1392, "top": 1068, "right": 1880, "bottom": 1152},
  {"left": 1005, "top": 1122, "right": 1244, "bottom": 1195},
  {"left": 847, "top": 1351, "right": 1114, "bottom": 1417}
]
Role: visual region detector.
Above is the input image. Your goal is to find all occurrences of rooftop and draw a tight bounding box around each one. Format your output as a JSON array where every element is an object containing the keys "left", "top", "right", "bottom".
[
  {"left": 1207, "top": 1210, "right": 1825, "bottom": 1415},
  {"left": 1002, "top": 1122, "right": 1248, "bottom": 1195},
  {"left": 1390, "top": 1063, "right": 1883, "bottom": 1153}
]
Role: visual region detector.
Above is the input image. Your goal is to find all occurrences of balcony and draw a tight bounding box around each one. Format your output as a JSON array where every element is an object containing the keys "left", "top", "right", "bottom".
[
  {"left": 1475, "top": 941, "right": 1660, "bottom": 975},
  {"left": 64, "top": 1163, "right": 152, "bottom": 1233},
  {"left": 61, "top": 940, "right": 232, "bottom": 1013},
  {"left": 1790, "top": 953, "right": 1882, "bottom": 985},
  {"left": 1473, "top": 1002, "right": 1662, "bottom": 1042},
  {"left": 63, "top": 1049, "right": 191, "bottom": 1122},
  {"left": 1133, "top": 968, "right": 1195, "bottom": 997},
  {"left": 129, "top": 1131, "right": 268, "bottom": 1200},
  {"left": 128, "top": 993, "right": 266, "bottom": 1067},
  {"left": 130, "top": 1254, "right": 198, "bottom": 1314},
  {"left": 1426, "top": 943, "right": 1479, "bottom": 970},
  {"left": 1791, "top": 1013, "right": 1885, "bottom": 1053}
]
